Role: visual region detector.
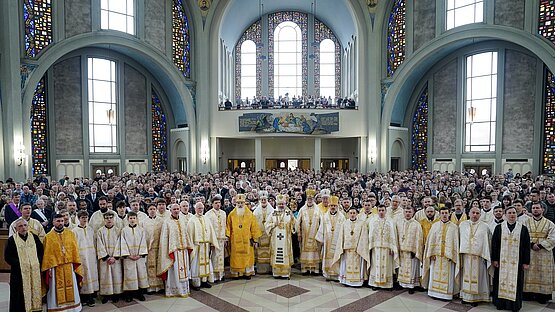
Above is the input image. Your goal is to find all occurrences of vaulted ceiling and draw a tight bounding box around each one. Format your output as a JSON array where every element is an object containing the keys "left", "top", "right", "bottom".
[{"left": 219, "top": 0, "right": 357, "bottom": 48}]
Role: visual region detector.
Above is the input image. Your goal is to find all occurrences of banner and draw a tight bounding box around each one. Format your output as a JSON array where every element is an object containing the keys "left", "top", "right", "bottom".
[{"left": 238, "top": 112, "right": 339, "bottom": 134}]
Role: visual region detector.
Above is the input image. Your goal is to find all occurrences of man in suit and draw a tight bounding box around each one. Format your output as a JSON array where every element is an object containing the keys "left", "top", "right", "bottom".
[
  {"left": 5, "top": 193, "right": 22, "bottom": 227},
  {"left": 86, "top": 185, "right": 100, "bottom": 212},
  {"left": 31, "top": 198, "right": 52, "bottom": 232}
]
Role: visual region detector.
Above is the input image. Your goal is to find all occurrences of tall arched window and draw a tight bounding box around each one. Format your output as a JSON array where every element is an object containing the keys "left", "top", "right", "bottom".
[
  {"left": 314, "top": 19, "right": 341, "bottom": 99},
  {"left": 235, "top": 21, "right": 261, "bottom": 101},
  {"left": 274, "top": 21, "right": 303, "bottom": 99},
  {"left": 411, "top": 85, "right": 428, "bottom": 171},
  {"left": 464, "top": 51, "right": 497, "bottom": 152},
  {"left": 268, "top": 12, "right": 308, "bottom": 99},
  {"left": 240, "top": 40, "right": 257, "bottom": 101},
  {"left": 100, "top": 0, "right": 135, "bottom": 35},
  {"left": 542, "top": 68, "right": 555, "bottom": 174},
  {"left": 152, "top": 89, "right": 168, "bottom": 171},
  {"left": 23, "top": 0, "right": 53, "bottom": 58},
  {"left": 88, "top": 58, "right": 118, "bottom": 153},
  {"left": 31, "top": 76, "right": 48, "bottom": 175},
  {"left": 446, "top": 0, "right": 483, "bottom": 30},
  {"left": 172, "top": 0, "right": 191, "bottom": 78},
  {"left": 319, "top": 39, "right": 335, "bottom": 100},
  {"left": 387, "top": 0, "right": 406, "bottom": 77},
  {"left": 539, "top": 0, "right": 555, "bottom": 43}
]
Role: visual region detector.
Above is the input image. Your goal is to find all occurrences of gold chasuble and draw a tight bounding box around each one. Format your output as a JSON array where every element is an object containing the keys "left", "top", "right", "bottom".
[
  {"left": 42, "top": 229, "right": 83, "bottom": 309},
  {"left": 143, "top": 216, "right": 164, "bottom": 291},
  {"left": 367, "top": 217, "right": 399, "bottom": 288},
  {"left": 226, "top": 207, "right": 261, "bottom": 277},
  {"left": 332, "top": 219, "right": 370, "bottom": 287},
  {"left": 450, "top": 212, "right": 468, "bottom": 226},
  {"left": 422, "top": 221, "right": 459, "bottom": 300},
  {"left": 296, "top": 203, "right": 322, "bottom": 273},
  {"left": 265, "top": 209, "right": 295, "bottom": 278},
  {"left": 396, "top": 218, "right": 424, "bottom": 288},
  {"left": 523, "top": 217, "right": 555, "bottom": 295},
  {"left": 14, "top": 233, "right": 42, "bottom": 312},
  {"left": 419, "top": 217, "right": 439, "bottom": 243},
  {"left": 497, "top": 222, "right": 523, "bottom": 301},
  {"left": 316, "top": 211, "right": 345, "bottom": 280},
  {"left": 9, "top": 217, "right": 46, "bottom": 243}
]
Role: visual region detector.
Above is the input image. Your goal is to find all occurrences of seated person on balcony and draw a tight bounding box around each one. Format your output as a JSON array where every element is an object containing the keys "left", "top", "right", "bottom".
[{"left": 224, "top": 98, "right": 232, "bottom": 110}]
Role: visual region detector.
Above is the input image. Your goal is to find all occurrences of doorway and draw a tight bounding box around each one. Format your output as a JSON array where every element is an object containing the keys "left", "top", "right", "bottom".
[
  {"left": 92, "top": 164, "right": 119, "bottom": 178},
  {"left": 265, "top": 159, "right": 311, "bottom": 170},
  {"left": 321, "top": 159, "right": 349, "bottom": 170},
  {"left": 463, "top": 163, "right": 493, "bottom": 177},
  {"left": 228, "top": 159, "right": 255, "bottom": 170},
  {"left": 390, "top": 158, "right": 400, "bottom": 171}
]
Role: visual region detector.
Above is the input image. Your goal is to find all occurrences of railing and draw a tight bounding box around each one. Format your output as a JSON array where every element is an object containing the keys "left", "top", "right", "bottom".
[{"left": 218, "top": 101, "right": 358, "bottom": 111}]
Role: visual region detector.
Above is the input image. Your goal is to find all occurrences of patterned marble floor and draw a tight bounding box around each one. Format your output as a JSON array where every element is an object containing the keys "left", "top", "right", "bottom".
[{"left": 0, "top": 272, "right": 554, "bottom": 312}]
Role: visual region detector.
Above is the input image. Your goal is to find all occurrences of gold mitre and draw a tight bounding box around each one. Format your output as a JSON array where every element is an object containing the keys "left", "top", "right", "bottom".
[
  {"left": 330, "top": 196, "right": 339, "bottom": 205},
  {"left": 276, "top": 194, "right": 287, "bottom": 203},
  {"left": 305, "top": 189, "right": 317, "bottom": 198},
  {"left": 235, "top": 194, "right": 246, "bottom": 203}
]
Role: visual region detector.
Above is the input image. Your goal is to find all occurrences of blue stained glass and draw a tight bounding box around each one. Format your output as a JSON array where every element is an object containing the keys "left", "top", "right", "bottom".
[
  {"left": 31, "top": 76, "right": 48, "bottom": 175},
  {"left": 152, "top": 90, "right": 168, "bottom": 171},
  {"left": 172, "top": 0, "right": 191, "bottom": 78},
  {"left": 411, "top": 85, "right": 428, "bottom": 171},
  {"left": 387, "top": 0, "right": 406, "bottom": 77},
  {"left": 542, "top": 68, "right": 555, "bottom": 174},
  {"left": 24, "top": 0, "right": 52, "bottom": 58}
]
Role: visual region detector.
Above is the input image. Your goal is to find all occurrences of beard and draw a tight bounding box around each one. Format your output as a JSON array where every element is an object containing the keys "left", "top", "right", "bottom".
[{"left": 237, "top": 207, "right": 245, "bottom": 216}]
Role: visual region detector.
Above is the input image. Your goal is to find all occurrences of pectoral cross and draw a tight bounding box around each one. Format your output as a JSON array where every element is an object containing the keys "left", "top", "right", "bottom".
[
  {"left": 350, "top": 230, "right": 354, "bottom": 236},
  {"left": 277, "top": 233, "right": 285, "bottom": 240}
]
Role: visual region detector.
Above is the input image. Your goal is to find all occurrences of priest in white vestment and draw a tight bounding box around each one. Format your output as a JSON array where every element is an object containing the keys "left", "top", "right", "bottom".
[
  {"left": 119, "top": 212, "right": 149, "bottom": 302},
  {"left": 459, "top": 206, "right": 492, "bottom": 305},
  {"left": 142, "top": 203, "right": 164, "bottom": 293},
  {"left": 253, "top": 191, "right": 274, "bottom": 274},
  {"left": 72, "top": 210, "right": 99, "bottom": 307},
  {"left": 332, "top": 207, "right": 370, "bottom": 287},
  {"left": 315, "top": 195, "right": 345, "bottom": 280},
  {"left": 188, "top": 202, "right": 220, "bottom": 290},
  {"left": 96, "top": 210, "right": 123, "bottom": 303},
  {"left": 157, "top": 203, "right": 193, "bottom": 297},
  {"left": 396, "top": 206, "right": 423, "bottom": 293},
  {"left": 296, "top": 189, "right": 322, "bottom": 275},
  {"left": 205, "top": 195, "right": 227, "bottom": 282},
  {"left": 422, "top": 207, "right": 460, "bottom": 300},
  {"left": 265, "top": 194, "right": 295, "bottom": 278},
  {"left": 368, "top": 205, "right": 399, "bottom": 290}
]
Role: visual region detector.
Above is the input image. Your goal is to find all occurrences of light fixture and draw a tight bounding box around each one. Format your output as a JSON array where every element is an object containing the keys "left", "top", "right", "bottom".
[
  {"left": 201, "top": 141, "right": 209, "bottom": 164},
  {"left": 16, "top": 142, "right": 25, "bottom": 166},
  {"left": 467, "top": 105, "right": 476, "bottom": 123},
  {"left": 107, "top": 108, "right": 115, "bottom": 125},
  {"left": 368, "top": 146, "right": 376, "bottom": 165}
]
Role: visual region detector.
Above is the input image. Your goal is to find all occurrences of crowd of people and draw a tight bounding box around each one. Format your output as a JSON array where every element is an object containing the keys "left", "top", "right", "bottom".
[
  {"left": 220, "top": 94, "right": 357, "bottom": 110},
  {"left": 2, "top": 168, "right": 555, "bottom": 312}
]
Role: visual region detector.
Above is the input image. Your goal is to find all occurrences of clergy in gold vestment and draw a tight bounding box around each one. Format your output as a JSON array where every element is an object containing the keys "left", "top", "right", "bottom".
[
  {"left": 5, "top": 219, "right": 43, "bottom": 312},
  {"left": 450, "top": 199, "right": 468, "bottom": 226},
  {"left": 317, "top": 189, "right": 331, "bottom": 214},
  {"left": 42, "top": 213, "right": 83, "bottom": 312},
  {"left": 205, "top": 195, "right": 227, "bottom": 282},
  {"left": 142, "top": 203, "right": 164, "bottom": 293},
  {"left": 396, "top": 206, "right": 423, "bottom": 293},
  {"left": 96, "top": 210, "right": 123, "bottom": 303},
  {"left": 188, "top": 202, "right": 220, "bottom": 290},
  {"left": 357, "top": 198, "right": 377, "bottom": 222},
  {"left": 422, "top": 207, "right": 460, "bottom": 300},
  {"left": 316, "top": 196, "right": 345, "bottom": 280},
  {"left": 265, "top": 194, "right": 295, "bottom": 278},
  {"left": 459, "top": 207, "right": 492, "bottom": 305},
  {"left": 252, "top": 191, "right": 274, "bottom": 274},
  {"left": 491, "top": 206, "right": 530, "bottom": 312},
  {"left": 296, "top": 189, "right": 322, "bottom": 274},
  {"left": 226, "top": 194, "right": 262, "bottom": 279},
  {"left": 368, "top": 205, "right": 399, "bottom": 289},
  {"left": 332, "top": 207, "right": 370, "bottom": 287},
  {"left": 523, "top": 202, "right": 555, "bottom": 304},
  {"left": 72, "top": 210, "right": 99, "bottom": 307},
  {"left": 157, "top": 204, "right": 193, "bottom": 297},
  {"left": 119, "top": 212, "right": 149, "bottom": 301},
  {"left": 419, "top": 206, "right": 439, "bottom": 243},
  {"left": 9, "top": 203, "right": 45, "bottom": 243}
]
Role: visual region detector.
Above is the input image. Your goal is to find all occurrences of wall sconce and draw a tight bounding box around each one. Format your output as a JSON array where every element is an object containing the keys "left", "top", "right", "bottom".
[
  {"left": 201, "top": 143, "right": 209, "bottom": 164},
  {"left": 368, "top": 146, "right": 376, "bottom": 165},
  {"left": 16, "top": 143, "right": 26, "bottom": 166}
]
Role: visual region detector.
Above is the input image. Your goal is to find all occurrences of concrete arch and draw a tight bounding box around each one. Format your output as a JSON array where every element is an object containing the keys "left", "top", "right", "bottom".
[
  {"left": 380, "top": 25, "right": 555, "bottom": 171},
  {"left": 21, "top": 32, "right": 198, "bottom": 172}
]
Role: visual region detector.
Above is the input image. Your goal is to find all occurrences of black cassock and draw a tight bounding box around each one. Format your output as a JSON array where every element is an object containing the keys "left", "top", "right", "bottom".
[
  {"left": 491, "top": 222, "right": 531, "bottom": 312},
  {"left": 4, "top": 233, "right": 43, "bottom": 312}
]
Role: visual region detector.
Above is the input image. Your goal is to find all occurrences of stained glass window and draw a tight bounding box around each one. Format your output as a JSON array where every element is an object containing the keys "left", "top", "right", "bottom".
[
  {"left": 411, "top": 85, "right": 428, "bottom": 171},
  {"left": 268, "top": 12, "right": 308, "bottom": 98},
  {"left": 23, "top": 0, "right": 53, "bottom": 58},
  {"left": 387, "top": 0, "right": 406, "bottom": 77},
  {"left": 152, "top": 89, "right": 168, "bottom": 171},
  {"left": 543, "top": 68, "right": 555, "bottom": 174},
  {"left": 539, "top": 0, "right": 555, "bottom": 43},
  {"left": 235, "top": 21, "right": 262, "bottom": 101},
  {"left": 314, "top": 19, "right": 341, "bottom": 99},
  {"left": 172, "top": 0, "right": 191, "bottom": 78},
  {"left": 31, "top": 76, "right": 48, "bottom": 175}
]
